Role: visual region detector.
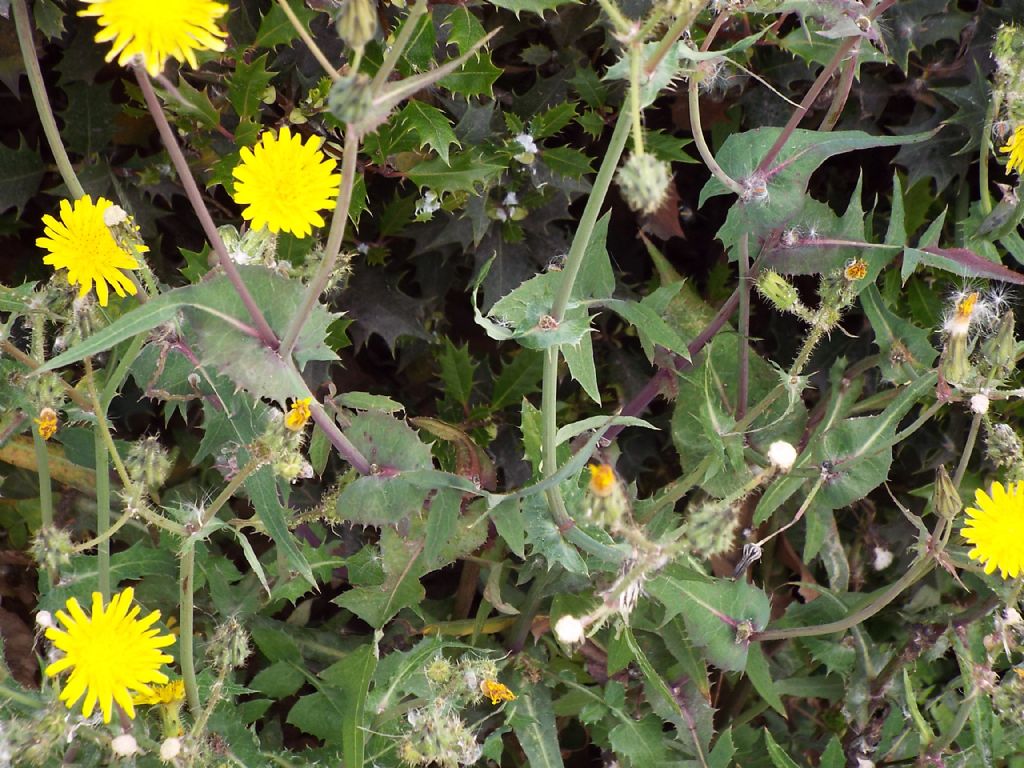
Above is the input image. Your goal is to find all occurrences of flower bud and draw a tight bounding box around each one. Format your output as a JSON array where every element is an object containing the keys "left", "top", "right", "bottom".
[
  {"left": 31, "top": 525, "right": 74, "bottom": 573},
  {"left": 986, "top": 423, "right": 1024, "bottom": 468},
  {"left": 933, "top": 465, "right": 962, "bottom": 521},
  {"left": 336, "top": 0, "right": 378, "bottom": 51},
  {"left": 756, "top": 271, "right": 802, "bottom": 314},
  {"left": 679, "top": 497, "right": 739, "bottom": 558},
  {"left": 111, "top": 733, "right": 139, "bottom": 757},
  {"left": 616, "top": 152, "right": 672, "bottom": 215},
  {"left": 328, "top": 73, "right": 375, "bottom": 125},
  {"left": 982, "top": 310, "right": 1017, "bottom": 377},
  {"left": 126, "top": 436, "right": 173, "bottom": 491},
  {"left": 767, "top": 440, "right": 798, "bottom": 471},
  {"left": 554, "top": 615, "right": 586, "bottom": 645},
  {"left": 940, "top": 333, "right": 974, "bottom": 387}
]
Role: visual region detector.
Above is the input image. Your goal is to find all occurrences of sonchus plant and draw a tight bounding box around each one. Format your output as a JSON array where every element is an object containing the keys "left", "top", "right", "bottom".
[{"left": 2, "top": 0, "right": 1024, "bottom": 766}]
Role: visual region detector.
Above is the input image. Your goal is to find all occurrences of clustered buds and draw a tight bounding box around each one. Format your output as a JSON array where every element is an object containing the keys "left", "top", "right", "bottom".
[{"left": 616, "top": 152, "right": 672, "bottom": 215}]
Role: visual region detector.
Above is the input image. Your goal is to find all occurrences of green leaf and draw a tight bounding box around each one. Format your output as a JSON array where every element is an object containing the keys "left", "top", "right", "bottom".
[
  {"left": 438, "top": 339, "right": 477, "bottom": 406},
  {"left": 407, "top": 149, "right": 505, "bottom": 194},
  {"left": 608, "top": 715, "right": 672, "bottom": 766},
  {"left": 245, "top": 467, "right": 316, "bottom": 588},
  {"left": 491, "top": 350, "right": 544, "bottom": 409},
  {"left": 820, "top": 737, "right": 845, "bottom": 768},
  {"left": 646, "top": 576, "right": 770, "bottom": 672},
  {"left": 522, "top": 493, "right": 588, "bottom": 575},
  {"left": 541, "top": 146, "right": 595, "bottom": 179},
  {"left": 439, "top": 8, "right": 501, "bottom": 98},
  {"left": 601, "top": 299, "right": 691, "bottom": 361},
  {"left": 763, "top": 729, "right": 802, "bottom": 768},
  {"left": 255, "top": 0, "right": 319, "bottom": 47},
  {"left": 421, "top": 487, "right": 460, "bottom": 569},
  {"left": 400, "top": 101, "right": 460, "bottom": 165},
  {"left": 508, "top": 684, "right": 566, "bottom": 768},
  {"left": 59, "top": 81, "right": 119, "bottom": 156},
  {"left": 563, "top": 332, "right": 600, "bottom": 404},
  {"left": 228, "top": 54, "right": 275, "bottom": 121},
  {"left": 0, "top": 136, "right": 44, "bottom": 215},
  {"left": 745, "top": 644, "right": 785, "bottom": 716},
  {"left": 531, "top": 101, "right": 577, "bottom": 138},
  {"left": 336, "top": 391, "right": 405, "bottom": 412},
  {"left": 328, "top": 639, "right": 378, "bottom": 768},
  {"left": 860, "top": 284, "right": 937, "bottom": 384},
  {"left": 491, "top": 497, "right": 525, "bottom": 558},
  {"left": 487, "top": 0, "right": 579, "bottom": 17},
  {"left": 710, "top": 728, "right": 736, "bottom": 768},
  {"left": 901, "top": 245, "right": 1024, "bottom": 285}
]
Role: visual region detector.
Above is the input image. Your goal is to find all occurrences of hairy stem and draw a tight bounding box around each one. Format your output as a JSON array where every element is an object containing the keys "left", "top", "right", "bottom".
[
  {"left": 980, "top": 91, "right": 1002, "bottom": 216},
  {"left": 12, "top": 0, "right": 85, "bottom": 199},
  {"left": 134, "top": 65, "right": 280, "bottom": 351},
  {"left": 953, "top": 412, "right": 981, "bottom": 489},
  {"left": 371, "top": 0, "right": 428, "bottom": 91},
  {"left": 281, "top": 127, "right": 360, "bottom": 358},
  {"left": 180, "top": 545, "right": 200, "bottom": 714},
  {"left": 32, "top": 423, "right": 54, "bottom": 580},
  {"left": 94, "top": 428, "right": 111, "bottom": 600},
  {"left": 818, "top": 41, "right": 859, "bottom": 132}
]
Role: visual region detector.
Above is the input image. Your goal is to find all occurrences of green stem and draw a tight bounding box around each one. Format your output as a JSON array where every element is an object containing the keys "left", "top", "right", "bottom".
[
  {"left": 201, "top": 459, "right": 261, "bottom": 528},
  {"left": 980, "top": 91, "right": 1002, "bottom": 216},
  {"left": 737, "top": 234, "right": 750, "bottom": 418},
  {"left": 645, "top": 1, "right": 712, "bottom": 76},
  {"left": 12, "top": 0, "right": 85, "bottom": 199},
  {"left": 280, "top": 127, "right": 360, "bottom": 359},
  {"left": 688, "top": 59, "right": 744, "bottom": 196},
  {"left": 594, "top": 0, "right": 634, "bottom": 36},
  {"left": 275, "top": 0, "right": 340, "bottom": 81},
  {"left": 371, "top": 0, "right": 428, "bottom": 92},
  {"left": 32, "top": 422, "right": 54, "bottom": 582},
  {"left": 180, "top": 545, "right": 200, "bottom": 715},
  {"left": 95, "top": 428, "right": 111, "bottom": 600},
  {"left": 101, "top": 335, "right": 147, "bottom": 408},
  {"left": 953, "top": 412, "right": 981, "bottom": 489},
  {"left": 628, "top": 44, "right": 645, "bottom": 156}
]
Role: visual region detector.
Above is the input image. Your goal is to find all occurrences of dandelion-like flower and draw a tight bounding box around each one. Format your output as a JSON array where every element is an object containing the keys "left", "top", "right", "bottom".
[
  {"left": 285, "top": 397, "right": 312, "bottom": 431},
  {"left": 44, "top": 587, "right": 175, "bottom": 723},
  {"left": 1001, "top": 126, "right": 1024, "bottom": 175},
  {"left": 78, "top": 0, "right": 228, "bottom": 77},
  {"left": 231, "top": 127, "right": 341, "bottom": 238},
  {"left": 132, "top": 679, "right": 185, "bottom": 706},
  {"left": 944, "top": 291, "right": 981, "bottom": 338},
  {"left": 36, "top": 196, "right": 143, "bottom": 307},
  {"left": 35, "top": 408, "right": 59, "bottom": 440},
  {"left": 963, "top": 481, "right": 1024, "bottom": 579},
  {"left": 480, "top": 679, "right": 516, "bottom": 705}
]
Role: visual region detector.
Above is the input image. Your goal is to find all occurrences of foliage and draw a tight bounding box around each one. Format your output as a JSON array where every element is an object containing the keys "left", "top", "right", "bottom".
[{"left": 2, "top": 0, "right": 1024, "bottom": 767}]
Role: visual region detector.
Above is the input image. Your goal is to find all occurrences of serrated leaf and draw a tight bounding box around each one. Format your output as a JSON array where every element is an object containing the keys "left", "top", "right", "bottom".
[
  {"left": 255, "top": 0, "right": 318, "bottom": 48},
  {"left": 860, "top": 284, "right": 937, "bottom": 383},
  {"left": 245, "top": 467, "right": 316, "bottom": 588},
  {"left": 608, "top": 715, "right": 671, "bottom": 766},
  {"left": 400, "top": 101, "right": 460, "bottom": 165},
  {"left": 228, "top": 54, "right": 275, "bottom": 121},
  {"left": 541, "top": 146, "right": 594, "bottom": 179},
  {"left": 487, "top": 0, "right": 579, "bottom": 16},
  {"left": 763, "top": 729, "right": 801, "bottom": 768},
  {"left": 0, "top": 136, "right": 44, "bottom": 215},
  {"left": 492, "top": 350, "right": 544, "bottom": 409},
  {"left": 437, "top": 339, "right": 477, "bottom": 405},
  {"left": 508, "top": 684, "right": 565, "bottom": 768},
  {"left": 531, "top": 101, "right": 577, "bottom": 138},
  {"left": 602, "top": 299, "right": 691, "bottom": 361},
  {"left": 407, "top": 149, "right": 505, "bottom": 194},
  {"left": 745, "top": 644, "right": 785, "bottom": 716},
  {"left": 59, "top": 81, "right": 119, "bottom": 156},
  {"left": 901, "top": 245, "right": 1024, "bottom": 285}
]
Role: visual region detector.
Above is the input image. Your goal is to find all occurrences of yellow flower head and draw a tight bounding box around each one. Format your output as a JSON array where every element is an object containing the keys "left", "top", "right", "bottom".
[
  {"left": 963, "top": 481, "right": 1024, "bottom": 579},
  {"left": 285, "top": 397, "right": 313, "bottom": 431},
  {"left": 35, "top": 408, "right": 59, "bottom": 440},
  {"left": 844, "top": 259, "right": 868, "bottom": 281},
  {"left": 36, "top": 196, "right": 144, "bottom": 307},
  {"left": 44, "top": 587, "right": 175, "bottom": 723},
  {"left": 231, "top": 127, "right": 341, "bottom": 238},
  {"left": 78, "top": 0, "right": 228, "bottom": 77},
  {"left": 588, "top": 463, "right": 617, "bottom": 498},
  {"left": 480, "top": 679, "right": 516, "bottom": 705},
  {"left": 132, "top": 679, "right": 185, "bottom": 706},
  {"left": 1000, "top": 125, "right": 1024, "bottom": 176}
]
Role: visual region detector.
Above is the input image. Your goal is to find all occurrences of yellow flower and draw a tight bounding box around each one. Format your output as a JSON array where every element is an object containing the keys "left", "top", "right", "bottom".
[
  {"left": 231, "top": 127, "right": 341, "bottom": 238},
  {"left": 843, "top": 259, "right": 868, "bottom": 281},
  {"left": 285, "top": 397, "right": 313, "bottom": 431},
  {"left": 588, "top": 463, "right": 616, "bottom": 498},
  {"left": 44, "top": 587, "right": 175, "bottom": 723},
  {"left": 78, "top": 0, "right": 228, "bottom": 77},
  {"left": 1000, "top": 125, "right": 1024, "bottom": 175},
  {"left": 480, "top": 679, "right": 516, "bottom": 705},
  {"left": 132, "top": 679, "right": 185, "bottom": 706},
  {"left": 36, "top": 196, "right": 143, "bottom": 307},
  {"left": 35, "top": 408, "right": 59, "bottom": 440},
  {"left": 963, "top": 481, "right": 1024, "bottom": 579}
]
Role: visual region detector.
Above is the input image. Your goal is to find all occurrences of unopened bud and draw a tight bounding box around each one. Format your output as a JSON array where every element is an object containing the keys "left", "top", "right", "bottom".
[
  {"left": 982, "top": 310, "right": 1017, "bottom": 377},
  {"left": 940, "top": 333, "right": 974, "bottom": 386},
  {"left": 336, "top": 0, "right": 377, "bottom": 52},
  {"left": 933, "top": 465, "right": 961, "bottom": 521},
  {"left": 756, "top": 271, "right": 802, "bottom": 313},
  {"left": 126, "top": 436, "right": 173, "bottom": 490},
  {"left": 616, "top": 152, "right": 672, "bottom": 215},
  {"left": 986, "top": 423, "right": 1024, "bottom": 468},
  {"left": 31, "top": 525, "right": 74, "bottom": 573},
  {"left": 328, "top": 74, "right": 375, "bottom": 125},
  {"left": 680, "top": 497, "right": 739, "bottom": 558}
]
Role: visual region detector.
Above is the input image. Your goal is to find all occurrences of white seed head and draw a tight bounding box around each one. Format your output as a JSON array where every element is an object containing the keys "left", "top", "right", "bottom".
[
  {"left": 111, "top": 733, "right": 139, "bottom": 757},
  {"left": 554, "top": 615, "right": 586, "bottom": 645},
  {"left": 872, "top": 546, "right": 894, "bottom": 571},
  {"left": 36, "top": 610, "right": 54, "bottom": 629},
  {"left": 970, "top": 393, "right": 990, "bottom": 415},
  {"left": 103, "top": 205, "right": 128, "bottom": 227},
  {"left": 767, "top": 440, "right": 798, "bottom": 472},
  {"left": 159, "top": 737, "right": 182, "bottom": 761}
]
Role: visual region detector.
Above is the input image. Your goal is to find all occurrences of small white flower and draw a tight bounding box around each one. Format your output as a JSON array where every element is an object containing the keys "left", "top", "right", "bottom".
[
  {"left": 872, "top": 546, "right": 894, "bottom": 571},
  {"left": 554, "top": 615, "right": 586, "bottom": 645},
  {"left": 111, "top": 733, "right": 139, "bottom": 757},
  {"left": 103, "top": 205, "right": 128, "bottom": 227},
  {"left": 503, "top": 192, "right": 519, "bottom": 206},
  {"left": 767, "top": 441, "right": 798, "bottom": 472},
  {"left": 35, "top": 610, "right": 54, "bottom": 629},
  {"left": 970, "top": 393, "right": 990, "bottom": 415},
  {"left": 159, "top": 737, "right": 182, "bottom": 762},
  {"left": 515, "top": 133, "right": 538, "bottom": 154}
]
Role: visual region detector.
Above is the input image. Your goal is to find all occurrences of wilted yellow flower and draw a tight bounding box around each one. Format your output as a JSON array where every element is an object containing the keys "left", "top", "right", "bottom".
[
  {"left": 79, "top": 0, "right": 228, "bottom": 77},
  {"left": 588, "top": 463, "right": 616, "bottom": 498},
  {"left": 231, "top": 127, "right": 341, "bottom": 238},
  {"left": 844, "top": 259, "right": 868, "bottom": 281},
  {"left": 1001, "top": 125, "right": 1024, "bottom": 175},
  {"left": 44, "top": 587, "right": 175, "bottom": 723},
  {"left": 35, "top": 408, "right": 59, "bottom": 440},
  {"left": 285, "top": 397, "right": 312, "bottom": 431},
  {"left": 963, "top": 481, "right": 1024, "bottom": 579},
  {"left": 37, "top": 196, "right": 143, "bottom": 307},
  {"left": 480, "top": 679, "right": 516, "bottom": 705},
  {"left": 945, "top": 291, "right": 980, "bottom": 338}
]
